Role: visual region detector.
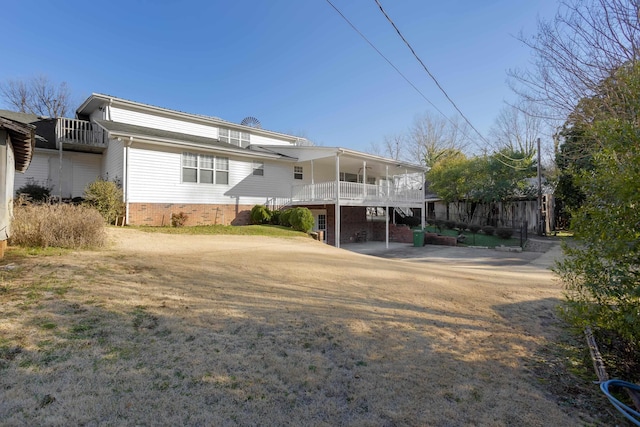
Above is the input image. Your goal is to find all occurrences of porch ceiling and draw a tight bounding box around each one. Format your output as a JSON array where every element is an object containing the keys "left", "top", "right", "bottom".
[{"left": 302, "top": 154, "right": 422, "bottom": 178}]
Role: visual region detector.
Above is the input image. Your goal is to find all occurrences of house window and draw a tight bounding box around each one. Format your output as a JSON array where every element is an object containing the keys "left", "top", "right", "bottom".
[
  {"left": 294, "top": 166, "right": 303, "bottom": 180},
  {"left": 340, "top": 172, "right": 358, "bottom": 182},
  {"left": 216, "top": 157, "right": 229, "bottom": 184},
  {"left": 253, "top": 161, "right": 264, "bottom": 176},
  {"left": 182, "top": 152, "right": 229, "bottom": 184},
  {"left": 219, "top": 128, "right": 250, "bottom": 148},
  {"left": 182, "top": 152, "right": 198, "bottom": 183}
]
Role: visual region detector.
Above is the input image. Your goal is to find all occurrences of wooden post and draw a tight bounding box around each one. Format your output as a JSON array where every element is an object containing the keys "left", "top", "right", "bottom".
[{"left": 0, "top": 240, "right": 7, "bottom": 259}]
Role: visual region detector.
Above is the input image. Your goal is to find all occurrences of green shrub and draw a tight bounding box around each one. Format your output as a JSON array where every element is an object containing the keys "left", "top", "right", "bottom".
[
  {"left": 444, "top": 220, "right": 456, "bottom": 229},
  {"left": 456, "top": 222, "right": 468, "bottom": 231},
  {"left": 171, "top": 212, "right": 188, "bottom": 227},
  {"left": 83, "top": 179, "right": 124, "bottom": 224},
  {"left": 269, "top": 210, "right": 281, "bottom": 225},
  {"left": 289, "top": 207, "right": 314, "bottom": 232},
  {"left": 496, "top": 227, "right": 514, "bottom": 239},
  {"left": 468, "top": 224, "right": 482, "bottom": 234},
  {"left": 15, "top": 179, "right": 52, "bottom": 203},
  {"left": 9, "top": 203, "right": 106, "bottom": 248},
  {"left": 250, "top": 205, "right": 271, "bottom": 224},
  {"left": 481, "top": 225, "right": 495, "bottom": 235},
  {"left": 279, "top": 209, "right": 293, "bottom": 227}
]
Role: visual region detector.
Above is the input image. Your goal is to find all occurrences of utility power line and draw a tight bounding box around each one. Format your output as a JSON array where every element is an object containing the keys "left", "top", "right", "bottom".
[
  {"left": 373, "top": 0, "right": 488, "bottom": 146},
  {"left": 325, "top": 0, "right": 531, "bottom": 170},
  {"left": 372, "top": 0, "right": 533, "bottom": 170},
  {"left": 324, "top": 0, "right": 471, "bottom": 142}
]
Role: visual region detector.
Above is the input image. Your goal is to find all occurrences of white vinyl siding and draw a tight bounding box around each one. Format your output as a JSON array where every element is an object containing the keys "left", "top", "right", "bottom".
[
  {"left": 126, "top": 145, "right": 293, "bottom": 205},
  {"left": 13, "top": 151, "right": 102, "bottom": 199},
  {"left": 72, "top": 159, "right": 101, "bottom": 197},
  {"left": 109, "top": 105, "right": 298, "bottom": 146},
  {"left": 102, "top": 138, "right": 123, "bottom": 183},
  {"left": 250, "top": 133, "right": 296, "bottom": 146},
  {"left": 13, "top": 152, "right": 51, "bottom": 192},
  {"left": 110, "top": 107, "right": 218, "bottom": 139}
]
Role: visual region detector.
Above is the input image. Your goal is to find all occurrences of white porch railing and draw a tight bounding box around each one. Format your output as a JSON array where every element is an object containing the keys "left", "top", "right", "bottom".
[
  {"left": 56, "top": 118, "right": 107, "bottom": 148},
  {"left": 292, "top": 181, "right": 423, "bottom": 204}
]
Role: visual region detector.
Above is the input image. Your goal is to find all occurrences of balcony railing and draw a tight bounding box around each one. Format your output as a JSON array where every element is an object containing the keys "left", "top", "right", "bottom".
[
  {"left": 292, "top": 181, "right": 423, "bottom": 205},
  {"left": 56, "top": 118, "right": 107, "bottom": 150}
]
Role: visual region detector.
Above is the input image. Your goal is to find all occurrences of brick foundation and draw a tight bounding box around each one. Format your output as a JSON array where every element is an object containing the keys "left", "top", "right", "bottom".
[{"left": 127, "top": 203, "right": 252, "bottom": 226}]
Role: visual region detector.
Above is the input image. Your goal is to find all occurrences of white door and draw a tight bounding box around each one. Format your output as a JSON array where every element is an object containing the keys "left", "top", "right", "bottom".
[{"left": 311, "top": 210, "right": 327, "bottom": 243}]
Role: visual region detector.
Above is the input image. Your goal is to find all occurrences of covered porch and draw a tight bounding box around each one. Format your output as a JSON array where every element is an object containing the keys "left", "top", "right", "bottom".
[{"left": 267, "top": 146, "right": 425, "bottom": 249}]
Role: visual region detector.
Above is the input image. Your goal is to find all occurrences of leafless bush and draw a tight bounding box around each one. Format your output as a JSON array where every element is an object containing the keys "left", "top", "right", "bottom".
[{"left": 9, "top": 203, "right": 106, "bottom": 248}]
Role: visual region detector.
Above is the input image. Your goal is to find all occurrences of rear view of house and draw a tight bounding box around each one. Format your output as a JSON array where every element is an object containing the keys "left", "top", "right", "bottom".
[{"left": 11, "top": 94, "right": 425, "bottom": 247}]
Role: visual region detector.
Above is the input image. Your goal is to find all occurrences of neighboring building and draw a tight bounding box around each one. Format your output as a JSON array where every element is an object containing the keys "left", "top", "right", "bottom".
[
  {"left": 423, "top": 179, "right": 555, "bottom": 234},
  {"left": 0, "top": 114, "right": 35, "bottom": 258},
  {"left": 10, "top": 94, "right": 425, "bottom": 247}
]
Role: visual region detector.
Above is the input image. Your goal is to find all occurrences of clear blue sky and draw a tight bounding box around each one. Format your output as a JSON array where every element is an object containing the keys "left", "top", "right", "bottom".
[{"left": 1, "top": 0, "right": 559, "bottom": 153}]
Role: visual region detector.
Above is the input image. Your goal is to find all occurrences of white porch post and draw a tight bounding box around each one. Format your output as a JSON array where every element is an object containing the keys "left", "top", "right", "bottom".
[
  {"left": 385, "top": 165, "right": 389, "bottom": 249},
  {"left": 311, "top": 160, "right": 315, "bottom": 200},
  {"left": 362, "top": 160, "right": 366, "bottom": 199},
  {"left": 335, "top": 154, "right": 341, "bottom": 248}
]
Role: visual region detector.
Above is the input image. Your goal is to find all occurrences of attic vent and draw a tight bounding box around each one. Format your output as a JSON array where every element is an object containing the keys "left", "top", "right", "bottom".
[{"left": 241, "top": 116, "right": 261, "bottom": 129}]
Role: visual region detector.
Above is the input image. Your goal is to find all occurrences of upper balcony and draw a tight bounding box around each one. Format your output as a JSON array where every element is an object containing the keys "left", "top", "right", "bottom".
[
  {"left": 292, "top": 181, "right": 423, "bottom": 207},
  {"left": 56, "top": 118, "right": 108, "bottom": 153}
]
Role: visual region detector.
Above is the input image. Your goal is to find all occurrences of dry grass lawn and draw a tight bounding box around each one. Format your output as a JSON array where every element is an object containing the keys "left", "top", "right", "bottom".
[{"left": 0, "top": 228, "right": 609, "bottom": 425}]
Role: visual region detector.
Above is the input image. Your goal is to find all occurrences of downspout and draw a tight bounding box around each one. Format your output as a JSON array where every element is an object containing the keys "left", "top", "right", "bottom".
[
  {"left": 335, "top": 152, "right": 341, "bottom": 248},
  {"left": 124, "top": 137, "right": 132, "bottom": 225}
]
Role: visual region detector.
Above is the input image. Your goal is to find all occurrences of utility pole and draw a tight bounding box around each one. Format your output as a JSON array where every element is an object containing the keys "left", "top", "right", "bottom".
[{"left": 537, "top": 137, "right": 543, "bottom": 236}]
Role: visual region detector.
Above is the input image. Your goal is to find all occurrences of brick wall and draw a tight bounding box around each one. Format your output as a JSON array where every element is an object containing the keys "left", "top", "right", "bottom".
[
  {"left": 340, "top": 206, "right": 369, "bottom": 244},
  {"left": 127, "top": 203, "right": 252, "bottom": 226},
  {"left": 357, "top": 221, "right": 414, "bottom": 244},
  {"left": 424, "top": 232, "right": 457, "bottom": 246}
]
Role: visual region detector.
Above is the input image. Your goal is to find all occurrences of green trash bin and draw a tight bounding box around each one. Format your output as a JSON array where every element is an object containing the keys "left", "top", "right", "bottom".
[{"left": 413, "top": 229, "right": 425, "bottom": 247}]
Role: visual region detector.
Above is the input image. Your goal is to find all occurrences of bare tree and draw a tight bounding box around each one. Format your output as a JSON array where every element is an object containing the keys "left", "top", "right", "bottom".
[
  {"left": 368, "top": 133, "right": 405, "bottom": 161},
  {"left": 489, "top": 102, "right": 544, "bottom": 157},
  {"left": 0, "top": 75, "right": 71, "bottom": 117},
  {"left": 407, "top": 113, "right": 471, "bottom": 168},
  {"left": 508, "top": 0, "right": 640, "bottom": 121}
]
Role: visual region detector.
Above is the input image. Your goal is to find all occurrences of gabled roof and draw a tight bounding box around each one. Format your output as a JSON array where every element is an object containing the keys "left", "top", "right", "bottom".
[
  {"left": 79, "top": 93, "right": 308, "bottom": 145},
  {"left": 0, "top": 115, "right": 35, "bottom": 172},
  {"left": 95, "top": 120, "right": 294, "bottom": 160}
]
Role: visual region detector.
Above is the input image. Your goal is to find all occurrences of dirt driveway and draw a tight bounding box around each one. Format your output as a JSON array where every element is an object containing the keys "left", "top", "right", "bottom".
[{"left": 1, "top": 228, "right": 604, "bottom": 426}]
